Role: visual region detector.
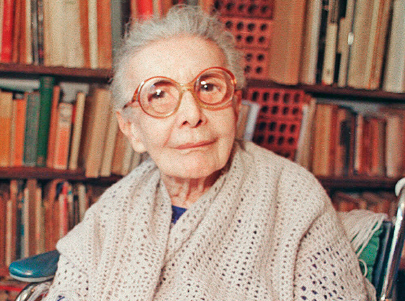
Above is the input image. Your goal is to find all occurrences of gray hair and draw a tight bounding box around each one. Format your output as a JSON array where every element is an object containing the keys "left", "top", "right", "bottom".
[{"left": 111, "top": 5, "right": 246, "bottom": 115}]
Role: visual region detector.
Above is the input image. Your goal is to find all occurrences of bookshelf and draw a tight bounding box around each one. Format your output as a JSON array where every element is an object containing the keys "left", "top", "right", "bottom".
[
  {"left": 1, "top": 1, "right": 405, "bottom": 291},
  {"left": 248, "top": 79, "right": 405, "bottom": 103},
  {"left": 0, "top": 63, "right": 112, "bottom": 82}
]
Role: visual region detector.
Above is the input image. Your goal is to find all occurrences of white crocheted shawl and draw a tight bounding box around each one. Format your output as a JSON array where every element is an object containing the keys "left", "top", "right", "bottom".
[{"left": 45, "top": 141, "right": 373, "bottom": 300}]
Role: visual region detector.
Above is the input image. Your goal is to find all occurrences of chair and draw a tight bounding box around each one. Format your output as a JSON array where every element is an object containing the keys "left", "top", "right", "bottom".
[{"left": 9, "top": 178, "right": 405, "bottom": 301}]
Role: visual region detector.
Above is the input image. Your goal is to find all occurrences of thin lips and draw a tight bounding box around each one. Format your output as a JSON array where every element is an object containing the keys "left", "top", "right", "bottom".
[{"left": 176, "top": 140, "right": 214, "bottom": 150}]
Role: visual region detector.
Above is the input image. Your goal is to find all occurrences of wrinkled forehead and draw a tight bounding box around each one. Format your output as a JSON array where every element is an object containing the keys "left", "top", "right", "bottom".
[{"left": 125, "top": 36, "right": 228, "bottom": 88}]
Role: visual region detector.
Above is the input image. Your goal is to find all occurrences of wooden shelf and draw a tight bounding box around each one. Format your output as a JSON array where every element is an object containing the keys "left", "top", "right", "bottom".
[
  {"left": 0, "top": 167, "right": 121, "bottom": 183},
  {"left": 317, "top": 175, "right": 401, "bottom": 190},
  {"left": 0, "top": 63, "right": 112, "bottom": 81},
  {"left": 248, "top": 79, "right": 405, "bottom": 102}
]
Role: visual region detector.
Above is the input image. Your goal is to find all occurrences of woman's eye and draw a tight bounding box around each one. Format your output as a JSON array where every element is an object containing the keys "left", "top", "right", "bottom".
[
  {"left": 200, "top": 81, "right": 218, "bottom": 92},
  {"left": 151, "top": 89, "right": 166, "bottom": 99}
]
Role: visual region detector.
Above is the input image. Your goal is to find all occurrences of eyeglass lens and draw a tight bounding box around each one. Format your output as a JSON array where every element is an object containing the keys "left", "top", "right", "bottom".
[{"left": 138, "top": 68, "right": 234, "bottom": 117}]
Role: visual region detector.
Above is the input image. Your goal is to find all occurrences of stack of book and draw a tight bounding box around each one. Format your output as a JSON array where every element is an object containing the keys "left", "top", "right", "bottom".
[
  {"left": 295, "top": 100, "right": 405, "bottom": 178},
  {"left": 0, "top": 80, "right": 142, "bottom": 178},
  {"left": 268, "top": 0, "right": 405, "bottom": 92},
  {"left": 0, "top": 179, "right": 105, "bottom": 269},
  {"left": 0, "top": 0, "right": 127, "bottom": 69},
  {"left": 332, "top": 190, "right": 397, "bottom": 219}
]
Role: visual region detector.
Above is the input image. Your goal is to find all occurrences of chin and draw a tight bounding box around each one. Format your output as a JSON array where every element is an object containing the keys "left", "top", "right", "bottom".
[{"left": 164, "top": 159, "right": 224, "bottom": 180}]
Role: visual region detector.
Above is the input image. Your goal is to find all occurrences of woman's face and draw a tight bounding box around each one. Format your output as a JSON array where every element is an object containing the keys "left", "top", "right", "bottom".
[{"left": 120, "top": 36, "right": 240, "bottom": 180}]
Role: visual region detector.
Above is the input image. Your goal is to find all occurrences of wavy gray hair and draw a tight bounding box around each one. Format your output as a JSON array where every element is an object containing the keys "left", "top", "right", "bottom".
[{"left": 111, "top": 5, "right": 246, "bottom": 117}]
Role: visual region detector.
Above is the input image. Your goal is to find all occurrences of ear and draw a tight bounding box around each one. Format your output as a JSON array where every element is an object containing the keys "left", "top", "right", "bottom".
[
  {"left": 233, "top": 90, "right": 243, "bottom": 118},
  {"left": 116, "top": 111, "right": 147, "bottom": 153}
]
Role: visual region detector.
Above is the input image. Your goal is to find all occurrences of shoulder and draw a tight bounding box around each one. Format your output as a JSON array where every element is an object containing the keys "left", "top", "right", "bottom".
[
  {"left": 238, "top": 141, "right": 329, "bottom": 208},
  {"left": 86, "top": 157, "right": 158, "bottom": 218}
]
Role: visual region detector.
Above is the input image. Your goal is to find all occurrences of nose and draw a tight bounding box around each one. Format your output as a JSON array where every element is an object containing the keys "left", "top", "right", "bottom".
[{"left": 176, "top": 90, "right": 206, "bottom": 127}]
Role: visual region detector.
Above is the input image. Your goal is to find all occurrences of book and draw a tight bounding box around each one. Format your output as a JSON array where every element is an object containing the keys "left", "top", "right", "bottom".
[
  {"left": 46, "top": 85, "right": 61, "bottom": 168},
  {"left": 97, "top": 0, "right": 113, "bottom": 69},
  {"left": 321, "top": 0, "right": 340, "bottom": 85},
  {"left": 11, "top": 0, "right": 24, "bottom": 63},
  {"left": 363, "top": 0, "right": 392, "bottom": 89},
  {"left": 267, "top": 0, "right": 306, "bottom": 85},
  {"left": 242, "top": 100, "right": 261, "bottom": 142},
  {"left": 0, "top": 91, "right": 13, "bottom": 167},
  {"left": 37, "top": 0, "right": 45, "bottom": 65},
  {"left": 53, "top": 102, "right": 74, "bottom": 170},
  {"left": 24, "top": 179, "right": 38, "bottom": 256},
  {"left": 68, "top": 92, "right": 86, "bottom": 170},
  {"left": 368, "top": 116, "right": 386, "bottom": 177},
  {"left": 333, "top": 191, "right": 367, "bottom": 212},
  {"left": 361, "top": 192, "right": 391, "bottom": 215},
  {"left": 1, "top": 0, "right": 15, "bottom": 62},
  {"left": 337, "top": 0, "right": 356, "bottom": 87},
  {"left": 311, "top": 103, "right": 338, "bottom": 176},
  {"left": 5, "top": 180, "right": 18, "bottom": 266},
  {"left": 111, "top": 0, "right": 124, "bottom": 56},
  {"left": 88, "top": 0, "right": 99, "bottom": 69},
  {"left": 25, "top": 0, "right": 33, "bottom": 65},
  {"left": 10, "top": 96, "right": 27, "bottom": 167},
  {"left": 383, "top": 0, "right": 405, "bottom": 93},
  {"left": 64, "top": 0, "right": 85, "bottom": 68},
  {"left": 346, "top": 0, "right": 374, "bottom": 88},
  {"left": 136, "top": 0, "right": 154, "bottom": 20},
  {"left": 295, "top": 96, "right": 317, "bottom": 169},
  {"left": 30, "top": 0, "right": 40, "bottom": 65},
  {"left": 23, "top": 92, "right": 41, "bottom": 167},
  {"left": 43, "top": 0, "right": 64, "bottom": 66},
  {"left": 379, "top": 113, "right": 403, "bottom": 178},
  {"left": 79, "top": 88, "right": 112, "bottom": 178},
  {"left": 334, "top": 106, "right": 355, "bottom": 176},
  {"left": 299, "top": 0, "right": 322, "bottom": 85},
  {"left": 36, "top": 76, "right": 56, "bottom": 166},
  {"left": 99, "top": 112, "right": 119, "bottom": 177},
  {"left": 79, "top": 0, "right": 91, "bottom": 68},
  {"left": 35, "top": 184, "right": 45, "bottom": 254}
]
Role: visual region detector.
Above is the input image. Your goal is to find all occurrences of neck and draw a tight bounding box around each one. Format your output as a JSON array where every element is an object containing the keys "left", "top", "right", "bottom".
[{"left": 162, "top": 171, "right": 220, "bottom": 209}]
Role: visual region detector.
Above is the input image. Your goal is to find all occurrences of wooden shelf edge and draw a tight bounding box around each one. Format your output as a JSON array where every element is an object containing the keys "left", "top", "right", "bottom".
[
  {"left": 0, "top": 63, "right": 112, "bottom": 80},
  {"left": 247, "top": 79, "right": 405, "bottom": 102},
  {"left": 317, "top": 175, "right": 402, "bottom": 190},
  {"left": 0, "top": 167, "right": 121, "bottom": 183}
]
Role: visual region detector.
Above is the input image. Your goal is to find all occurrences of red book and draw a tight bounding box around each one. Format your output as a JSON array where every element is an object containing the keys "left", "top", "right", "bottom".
[
  {"left": 1, "top": 0, "right": 16, "bottom": 62},
  {"left": 136, "top": 0, "right": 154, "bottom": 20}
]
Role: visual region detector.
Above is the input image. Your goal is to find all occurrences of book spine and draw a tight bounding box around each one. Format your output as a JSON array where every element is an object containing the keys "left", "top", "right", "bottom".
[
  {"left": 136, "top": 0, "right": 154, "bottom": 20},
  {"left": 68, "top": 92, "right": 86, "bottom": 170},
  {"left": 53, "top": 103, "right": 73, "bottom": 170},
  {"left": 11, "top": 0, "right": 23, "bottom": 63},
  {"left": 1, "top": 0, "right": 15, "bottom": 62},
  {"left": 0, "top": 92, "right": 13, "bottom": 167},
  {"left": 46, "top": 85, "right": 61, "bottom": 168},
  {"left": 30, "top": 0, "right": 40, "bottom": 65},
  {"left": 88, "top": 0, "right": 98, "bottom": 69},
  {"left": 36, "top": 76, "right": 56, "bottom": 166},
  {"left": 36, "top": 0, "right": 45, "bottom": 65},
  {"left": 10, "top": 98, "right": 27, "bottom": 167},
  {"left": 23, "top": 92, "right": 41, "bottom": 167},
  {"left": 97, "top": 0, "right": 113, "bottom": 68}
]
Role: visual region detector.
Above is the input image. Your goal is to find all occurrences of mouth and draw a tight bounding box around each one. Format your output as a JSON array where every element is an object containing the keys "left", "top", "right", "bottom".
[{"left": 176, "top": 140, "right": 215, "bottom": 150}]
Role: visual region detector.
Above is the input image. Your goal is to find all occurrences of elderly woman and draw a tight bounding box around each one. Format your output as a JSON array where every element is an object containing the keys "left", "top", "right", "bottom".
[{"left": 43, "top": 5, "right": 373, "bottom": 301}]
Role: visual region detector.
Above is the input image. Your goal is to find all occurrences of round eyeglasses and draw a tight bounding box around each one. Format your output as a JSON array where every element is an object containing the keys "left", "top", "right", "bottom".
[{"left": 123, "top": 67, "right": 237, "bottom": 118}]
